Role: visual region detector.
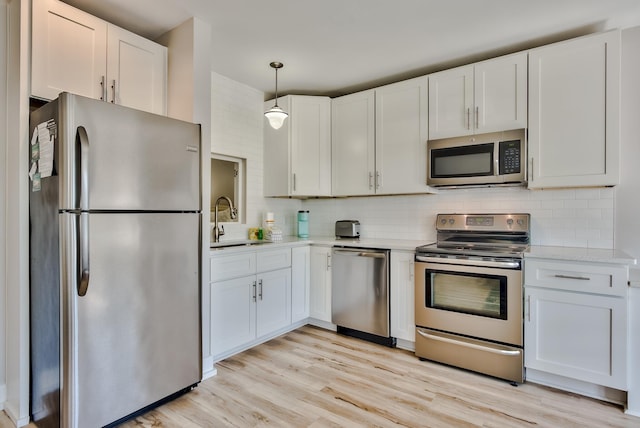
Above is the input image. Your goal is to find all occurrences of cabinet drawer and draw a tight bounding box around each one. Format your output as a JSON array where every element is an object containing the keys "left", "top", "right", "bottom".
[
  {"left": 210, "top": 252, "right": 257, "bottom": 282},
  {"left": 525, "top": 259, "right": 627, "bottom": 296},
  {"left": 257, "top": 248, "right": 291, "bottom": 273}
]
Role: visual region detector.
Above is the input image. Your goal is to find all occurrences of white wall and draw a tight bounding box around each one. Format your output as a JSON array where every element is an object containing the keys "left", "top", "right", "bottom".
[
  {"left": 617, "top": 27, "right": 640, "bottom": 266},
  {"left": 210, "top": 71, "right": 300, "bottom": 241},
  {"left": 4, "top": 0, "right": 31, "bottom": 425},
  {"left": 305, "top": 187, "right": 615, "bottom": 248},
  {"left": 0, "top": 0, "right": 8, "bottom": 409}
]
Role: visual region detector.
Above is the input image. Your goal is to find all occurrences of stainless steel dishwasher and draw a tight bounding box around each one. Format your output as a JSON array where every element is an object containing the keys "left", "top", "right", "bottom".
[{"left": 331, "top": 247, "right": 396, "bottom": 347}]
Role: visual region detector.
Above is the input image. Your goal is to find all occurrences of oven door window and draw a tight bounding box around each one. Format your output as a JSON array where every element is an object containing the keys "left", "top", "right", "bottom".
[
  {"left": 430, "top": 143, "right": 494, "bottom": 178},
  {"left": 426, "top": 270, "right": 507, "bottom": 320}
]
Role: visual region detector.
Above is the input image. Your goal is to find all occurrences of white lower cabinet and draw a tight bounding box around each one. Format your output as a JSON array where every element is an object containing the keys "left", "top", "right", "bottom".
[
  {"left": 524, "top": 259, "right": 628, "bottom": 390},
  {"left": 291, "top": 246, "right": 311, "bottom": 323},
  {"left": 210, "top": 247, "right": 293, "bottom": 360},
  {"left": 310, "top": 245, "right": 332, "bottom": 323},
  {"left": 390, "top": 250, "right": 415, "bottom": 344}
]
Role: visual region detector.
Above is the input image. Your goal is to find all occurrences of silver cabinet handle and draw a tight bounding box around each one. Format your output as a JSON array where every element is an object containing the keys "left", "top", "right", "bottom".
[
  {"left": 252, "top": 280, "right": 257, "bottom": 302},
  {"left": 554, "top": 274, "right": 591, "bottom": 281},
  {"left": 110, "top": 79, "right": 117, "bottom": 104},
  {"left": 475, "top": 106, "right": 479, "bottom": 129},
  {"left": 368, "top": 172, "right": 373, "bottom": 190},
  {"left": 326, "top": 253, "right": 331, "bottom": 270},
  {"left": 99, "top": 75, "right": 106, "bottom": 101},
  {"left": 293, "top": 173, "right": 296, "bottom": 192},
  {"left": 466, "top": 107, "right": 470, "bottom": 130},
  {"left": 76, "top": 126, "right": 90, "bottom": 296},
  {"left": 258, "top": 279, "right": 263, "bottom": 300},
  {"left": 376, "top": 171, "right": 381, "bottom": 189},
  {"left": 526, "top": 295, "right": 531, "bottom": 322},
  {"left": 417, "top": 330, "right": 522, "bottom": 356},
  {"left": 530, "top": 157, "right": 534, "bottom": 182}
]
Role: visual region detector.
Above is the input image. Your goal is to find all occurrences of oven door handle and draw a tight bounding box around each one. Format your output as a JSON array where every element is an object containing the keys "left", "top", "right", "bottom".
[
  {"left": 415, "top": 255, "right": 521, "bottom": 269},
  {"left": 416, "top": 330, "right": 521, "bottom": 356}
]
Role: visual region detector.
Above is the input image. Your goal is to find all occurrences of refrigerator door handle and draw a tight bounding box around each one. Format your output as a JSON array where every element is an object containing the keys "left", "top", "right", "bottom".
[
  {"left": 77, "top": 126, "right": 90, "bottom": 296},
  {"left": 77, "top": 126, "right": 90, "bottom": 210},
  {"left": 78, "top": 212, "right": 90, "bottom": 296}
]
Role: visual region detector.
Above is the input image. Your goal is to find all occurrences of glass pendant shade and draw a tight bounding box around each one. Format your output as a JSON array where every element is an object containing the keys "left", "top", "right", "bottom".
[
  {"left": 265, "top": 61, "right": 288, "bottom": 129},
  {"left": 265, "top": 105, "right": 288, "bottom": 129}
]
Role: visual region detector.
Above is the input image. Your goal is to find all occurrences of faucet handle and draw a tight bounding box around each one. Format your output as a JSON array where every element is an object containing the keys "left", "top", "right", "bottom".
[{"left": 219, "top": 224, "right": 225, "bottom": 236}]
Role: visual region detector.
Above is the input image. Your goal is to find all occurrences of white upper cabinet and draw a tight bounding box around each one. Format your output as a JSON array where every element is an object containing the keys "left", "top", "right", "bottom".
[
  {"left": 428, "top": 52, "right": 527, "bottom": 140},
  {"left": 264, "top": 95, "right": 332, "bottom": 197},
  {"left": 376, "top": 77, "right": 430, "bottom": 194},
  {"left": 528, "top": 30, "right": 620, "bottom": 189},
  {"left": 332, "top": 90, "right": 376, "bottom": 196},
  {"left": 332, "top": 77, "right": 430, "bottom": 196},
  {"left": 31, "top": 0, "right": 167, "bottom": 115}
]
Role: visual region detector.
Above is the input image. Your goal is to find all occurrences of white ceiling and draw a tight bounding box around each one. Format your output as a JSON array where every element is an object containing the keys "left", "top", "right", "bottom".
[{"left": 63, "top": 0, "right": 640, "bottom": 99}]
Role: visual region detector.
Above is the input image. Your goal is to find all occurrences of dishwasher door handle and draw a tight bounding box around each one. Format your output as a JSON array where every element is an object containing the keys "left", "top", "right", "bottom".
[{"left": 333, "top": 249, "right": 386, "bottom": 259}]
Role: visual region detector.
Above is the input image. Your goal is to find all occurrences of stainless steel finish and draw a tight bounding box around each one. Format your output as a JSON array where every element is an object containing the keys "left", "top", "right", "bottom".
[
  {"left": 110, "top": 79, "right": 117, "bottom": 103},
  {"left": 475, "top": 106, "right": 479, "bottom": 128},
  {"left": 415, "top": 255, "right": 521, "bottom": 269},
  {"left": 466, "top": 107, "right": 470, "bottom": 129},
  {"left": 258, "top": 279, "right": 263, "bottom": 300},
  {"left": 331, "top": 247, "right": 391, "bottom": 338},
  {"left": 335, "top": 220, "right": 361, "bottom": 238},
  {"left": 252, "top": 280, "right": 257, "bottom": 302},
  {"left": 376, "top": 171, "right": 381, "bottom": 189},
  {"left": 414, "top": 212, "right": 529, "bottom": 383},
  {"left": 416, "top": 329, "right": 521, "bottom": 356},
  {"left": 554, "top": 274, "right": 591, "bottom": 281},
  {"left": 30, "top": 93, "right": 202, "bottom": 428},
  {"left": 369, "top": 172, "right": 373, "bottom": 189},
  {"left": 427, "top": 129, "right": 526, "bottom": 187},
  {"left": 414, "top": 259, "right": 523, "bottom": 345},
  {"left": 100, "top": 75, "right": 106, "bottom": 101},
  {"left": 213, "top": 195, "right": 237, "bottom": 242},
  {"left": 415, "top": 327, "right": 524, "bottom": 383}
]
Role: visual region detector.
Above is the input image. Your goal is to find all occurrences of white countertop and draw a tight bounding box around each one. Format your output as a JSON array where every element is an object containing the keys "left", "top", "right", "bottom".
[
  {"left": 526, "top": 245, "right": 637, "bottom": 266},
  {"left": 210, "top": 235, "right": 431, "bottom": 253}
]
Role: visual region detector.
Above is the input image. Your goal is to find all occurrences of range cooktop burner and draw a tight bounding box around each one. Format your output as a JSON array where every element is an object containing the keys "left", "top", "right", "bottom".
[{"left": 416, "top": 213, "right": 531, "bottom": 259}]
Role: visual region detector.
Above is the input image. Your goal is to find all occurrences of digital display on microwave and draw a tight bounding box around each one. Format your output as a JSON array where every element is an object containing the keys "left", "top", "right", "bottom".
[{"left": 431, "top": 143, "right": 494, "bottom": 178}]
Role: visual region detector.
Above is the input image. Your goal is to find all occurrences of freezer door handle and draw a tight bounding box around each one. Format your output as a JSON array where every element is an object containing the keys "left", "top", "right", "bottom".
[
  {"left": 78, "top": 212, "right": 90, "bottom": 296},
  {"left": 76, "top": 126, "right": 90, "bottom": 296}
]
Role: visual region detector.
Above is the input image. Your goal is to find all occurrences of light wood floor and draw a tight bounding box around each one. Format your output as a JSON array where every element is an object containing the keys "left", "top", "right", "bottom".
[
  {"left": 3, "top": 325, "right": 639, "bottom": 427},
  {"left": 120, "top": 325, "right": 639, "bottom": 428}
]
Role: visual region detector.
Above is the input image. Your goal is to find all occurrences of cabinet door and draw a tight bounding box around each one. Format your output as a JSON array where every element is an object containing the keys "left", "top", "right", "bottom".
[
  {"left": 474, "top": 52, "right": 527, "bottom": 134},
  {"left": 290, "top": 96, "right": 332, "bottom": 196},
  {"left": 263, "top": 96, "right": 292, "bottom": 197},
  {"left": 525, "top": 287, "right": 627, "bottom": 389},
  {"left": 332, "top": 90, "right": 376, "bottom": 196},
  {"left": 210, "top": 276, "right": 256, "bottom": 356},
  {"left": 376, "top": 77, "right": 429, "bottom": 194},
  {"left": 390, "top": 251, "right": 415, "bottom": 342},
  {"left": 256, "top": 268, "right": 292, "bottom": 337},
  {"left": 428, "top": 65, "right": 474, "bottom": 140},
  {"left": 31, "top": 0, "right": 108, "bottom": 101},
  {"left": 528, "top": 30, "right": 620, "bottom": 188},
  {"left": 106, "top": 25, "right": 167, "bottom": 115},
  {"left": 310, "top": 246, "right": 332, "bottom": 322},
  {"left": 291, "top": 246, "right": 311, "bottom": 323}
]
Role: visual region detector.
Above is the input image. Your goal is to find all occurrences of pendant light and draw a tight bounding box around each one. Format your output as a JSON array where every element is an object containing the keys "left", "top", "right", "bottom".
[{"left": 264, "top": 61, "right": 288, "bottom": 130}]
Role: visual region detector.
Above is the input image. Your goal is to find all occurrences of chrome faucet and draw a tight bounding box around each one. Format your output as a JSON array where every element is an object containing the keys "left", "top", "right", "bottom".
[{"left": 213, "top": 196, "right": 238, "bottom": 242}]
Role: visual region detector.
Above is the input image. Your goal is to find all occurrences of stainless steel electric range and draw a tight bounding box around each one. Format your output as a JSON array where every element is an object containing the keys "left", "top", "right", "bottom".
[{"left": 414, "top": 213, "right": 530, "bottom": 383}]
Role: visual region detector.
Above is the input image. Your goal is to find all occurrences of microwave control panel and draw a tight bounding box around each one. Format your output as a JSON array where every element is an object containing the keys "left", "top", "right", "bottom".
[{"left": 499, "top": 140, "right": 521, "bottom": 174}]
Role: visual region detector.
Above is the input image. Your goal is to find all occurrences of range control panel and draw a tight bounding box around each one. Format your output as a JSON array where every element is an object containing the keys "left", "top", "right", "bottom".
[{"left": 436, "top": 213, "right": 530, "bottom": 232}]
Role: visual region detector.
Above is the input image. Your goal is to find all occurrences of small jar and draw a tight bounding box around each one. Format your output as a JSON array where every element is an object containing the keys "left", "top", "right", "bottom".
[{"left": 297, "top": 210, "right": 309, "bottom": 238}]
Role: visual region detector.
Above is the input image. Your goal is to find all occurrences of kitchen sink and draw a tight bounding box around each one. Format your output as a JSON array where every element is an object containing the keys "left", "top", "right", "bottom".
[{"left": 210, "top": 240, "right": 273, "bottom": 250}]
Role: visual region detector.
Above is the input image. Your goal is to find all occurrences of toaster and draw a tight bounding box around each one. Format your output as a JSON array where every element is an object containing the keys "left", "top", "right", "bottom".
[{"left": 335, "top": 220, "right": 361, "bottom": 238}]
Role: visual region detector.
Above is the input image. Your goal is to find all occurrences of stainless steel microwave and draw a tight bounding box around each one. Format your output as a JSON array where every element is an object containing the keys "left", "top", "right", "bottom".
[{"left": 427, "top": 129, "right": 526, "bottom": 187}]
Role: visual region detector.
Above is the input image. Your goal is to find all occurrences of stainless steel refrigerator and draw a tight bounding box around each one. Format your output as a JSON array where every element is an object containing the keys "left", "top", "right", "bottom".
[{"left": 29, "top": 93, "right": 202, "bottom": 428}]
